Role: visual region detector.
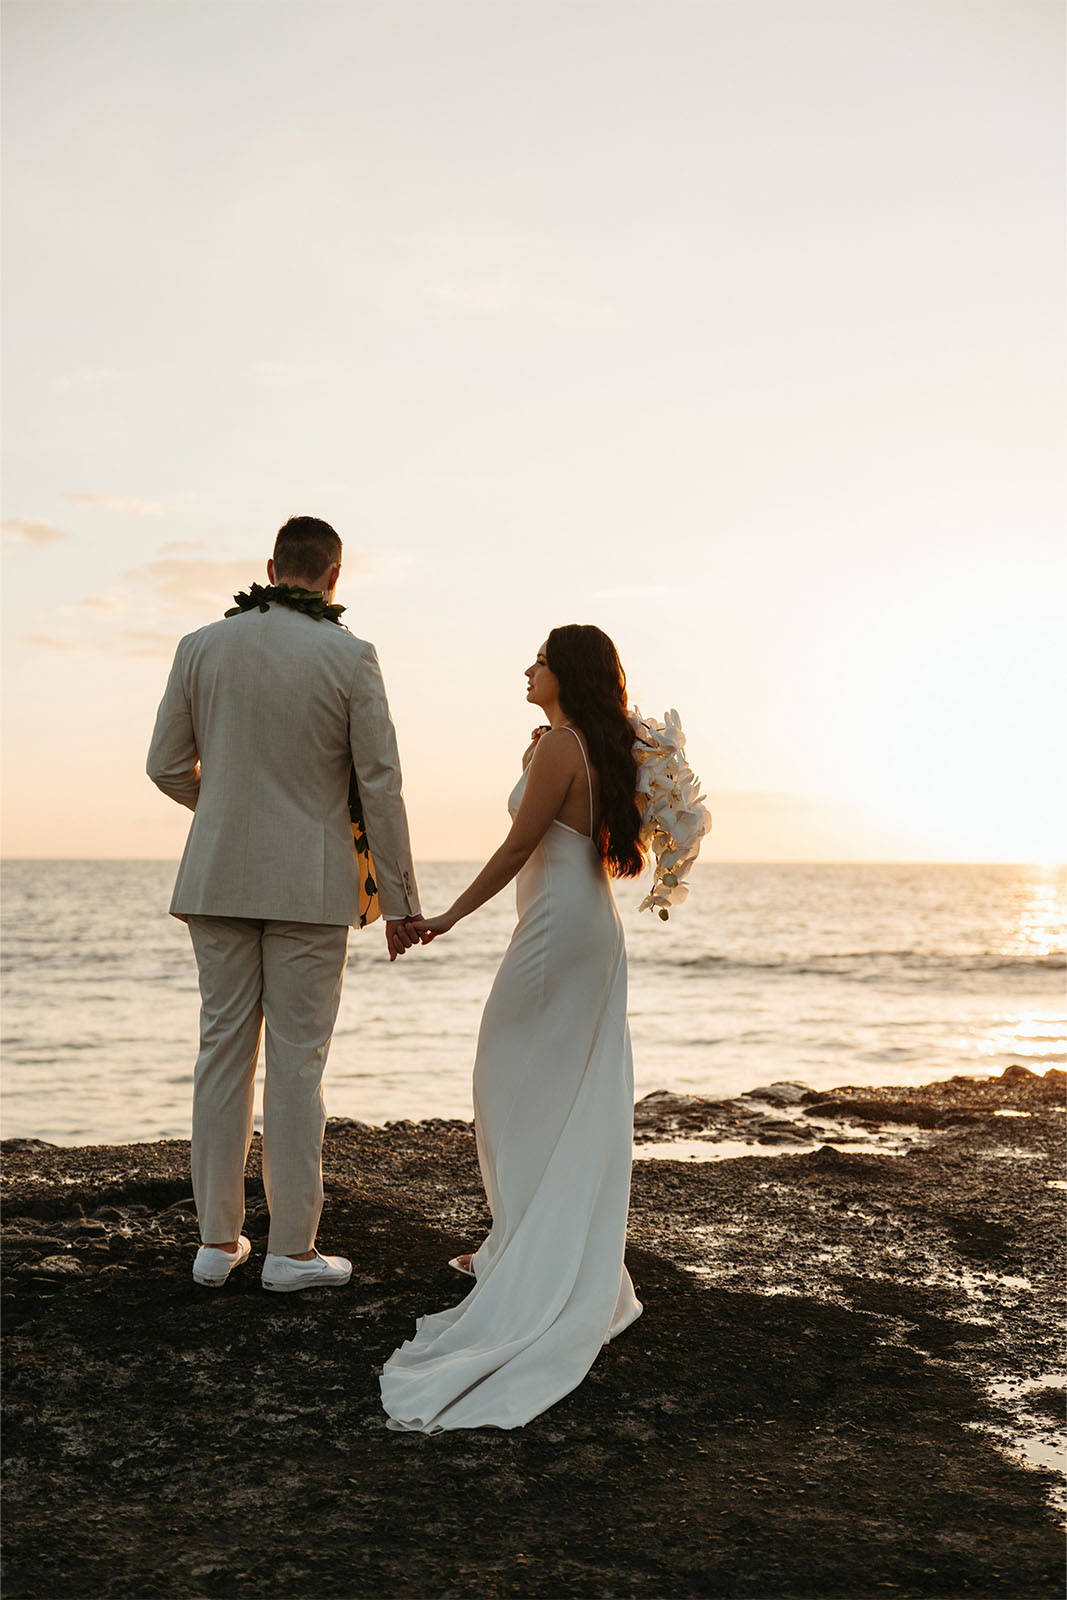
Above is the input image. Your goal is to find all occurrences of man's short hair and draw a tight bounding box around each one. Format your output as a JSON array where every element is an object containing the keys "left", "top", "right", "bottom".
[{"left": 273, "top": 516, "right": 342, "bottom": 583}]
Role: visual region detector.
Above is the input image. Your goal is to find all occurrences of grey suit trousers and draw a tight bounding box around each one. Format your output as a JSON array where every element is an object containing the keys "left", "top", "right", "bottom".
[{"left": 186, "top": 915, "right": 349, "bottom": 1255}]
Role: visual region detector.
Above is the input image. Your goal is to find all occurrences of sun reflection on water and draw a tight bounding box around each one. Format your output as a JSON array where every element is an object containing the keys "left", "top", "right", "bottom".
[
  {"left": 974, "top": 1012, "right": 1067, "bottom": 1064},
  {"left": 962, "top": 872, "right": 1067, "bottom": 1069},
  {"left": 1006, "top": 874, "right": 1067, "bottom": 961}
]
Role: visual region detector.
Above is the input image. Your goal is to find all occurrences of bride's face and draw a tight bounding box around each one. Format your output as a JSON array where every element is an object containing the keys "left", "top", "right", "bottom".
[{"left": 525, "top": 642, "right": 560, "bottom": 709}]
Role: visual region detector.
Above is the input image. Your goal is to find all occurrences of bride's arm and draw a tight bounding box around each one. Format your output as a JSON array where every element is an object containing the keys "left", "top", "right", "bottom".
[{"left": 415, "top": 732, "right": 576, "bottom": 937}]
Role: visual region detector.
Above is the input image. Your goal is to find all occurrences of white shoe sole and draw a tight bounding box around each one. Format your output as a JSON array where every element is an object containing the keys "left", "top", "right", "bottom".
[
  {"left": 193, "top": 1271, "right": 235, "bottom": 1287},
  {"left": 261, "top": 1270, "right": 352, "bottom": 1293}
]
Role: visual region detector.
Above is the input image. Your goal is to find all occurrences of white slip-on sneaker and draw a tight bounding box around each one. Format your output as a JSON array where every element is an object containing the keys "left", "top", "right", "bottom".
[
  {"left": 261, "top": 1249, "right": 352, "bottom": 1293},
  {"left": 192, "top": 1235, "right": 252, "bottom": 1287}
]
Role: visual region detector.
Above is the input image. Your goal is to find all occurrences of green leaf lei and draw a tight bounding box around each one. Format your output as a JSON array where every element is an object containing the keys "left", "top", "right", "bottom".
[{"left": 224, "top": 581, "right": 347, "bottom": 625}]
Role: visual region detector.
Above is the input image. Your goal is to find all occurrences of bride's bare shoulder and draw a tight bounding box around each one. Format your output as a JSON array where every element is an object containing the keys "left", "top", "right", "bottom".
[
  {"left": 521, "top": 724, "right": 555, "bottom": 771},
  {"left": 523, "top": 728, "right": 586, "bottom": 788},
  {"left": 518, "top": 728, "right": 571, "bottom": 780}
]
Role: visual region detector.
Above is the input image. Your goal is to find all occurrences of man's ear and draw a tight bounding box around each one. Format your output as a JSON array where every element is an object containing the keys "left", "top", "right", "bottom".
[{"left": 267, "top": 557, "right": 276, "bottom": 584}]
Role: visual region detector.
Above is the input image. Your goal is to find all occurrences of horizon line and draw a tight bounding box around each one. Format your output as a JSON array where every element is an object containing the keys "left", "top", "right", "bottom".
[{"left": 2, "top": 857, "right": 1063, "bottom": 870}]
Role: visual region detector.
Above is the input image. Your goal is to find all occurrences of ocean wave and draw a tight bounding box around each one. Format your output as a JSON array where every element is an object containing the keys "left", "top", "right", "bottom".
[{"left": 674, "top": 950, "right": 1066, "bottom": 978}]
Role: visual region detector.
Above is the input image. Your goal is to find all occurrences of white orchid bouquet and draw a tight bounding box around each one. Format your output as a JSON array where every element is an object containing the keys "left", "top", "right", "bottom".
[{"left": 630, "top": 707, "right": 711, "bottom": 919}]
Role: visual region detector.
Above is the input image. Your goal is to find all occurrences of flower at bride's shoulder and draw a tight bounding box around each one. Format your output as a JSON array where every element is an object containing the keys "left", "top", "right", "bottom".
[
  {"left": 628, "top": 705, "right": 711, "bottom": 920},
  {"left": 631, "top": 705, "right": 685, "bottom": 753},
  {"left": 661, "top": 708, "right": 686, "bottom": 752}
]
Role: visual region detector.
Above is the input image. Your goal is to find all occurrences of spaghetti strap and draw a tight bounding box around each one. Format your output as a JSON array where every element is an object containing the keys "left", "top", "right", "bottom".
[{"left": 560, "top": 725, "right": 594, "bottom": 838}]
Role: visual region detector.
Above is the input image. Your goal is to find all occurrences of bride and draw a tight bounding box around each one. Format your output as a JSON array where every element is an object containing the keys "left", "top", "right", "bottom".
[{"left": 379, "top": 623, "right": 647, "bottom": 1432}]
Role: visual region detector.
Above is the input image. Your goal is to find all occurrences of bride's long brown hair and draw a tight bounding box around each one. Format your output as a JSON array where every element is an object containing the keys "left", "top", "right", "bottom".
[{"left": 545, "top": 624, "right": 646, "bottom": 878}]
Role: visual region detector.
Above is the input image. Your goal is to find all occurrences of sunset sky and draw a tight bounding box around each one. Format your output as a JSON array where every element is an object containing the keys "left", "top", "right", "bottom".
[{"left": 2, "top": 0, "right": 1063, "bottom": 863}]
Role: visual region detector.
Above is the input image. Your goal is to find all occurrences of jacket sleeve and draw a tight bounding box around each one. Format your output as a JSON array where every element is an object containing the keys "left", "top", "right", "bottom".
[
  {"left": 348, "top": 642, "right": 420, "bottom": 919},
  {"left": 146, "top": 638, "right": 201, "bottom": 811}
]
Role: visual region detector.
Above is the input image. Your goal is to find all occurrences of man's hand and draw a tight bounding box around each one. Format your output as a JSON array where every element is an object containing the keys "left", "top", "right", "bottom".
[{"left": 385, "top": 917, "right": 421, "bottom": 962}]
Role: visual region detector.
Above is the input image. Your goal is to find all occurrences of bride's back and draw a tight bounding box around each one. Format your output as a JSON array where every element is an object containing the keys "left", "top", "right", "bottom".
[{"left": 551, "top": 726, "right": 600, "bottom": 840}]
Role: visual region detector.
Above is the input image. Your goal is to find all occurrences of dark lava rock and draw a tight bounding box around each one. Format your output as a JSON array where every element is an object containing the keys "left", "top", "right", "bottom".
[
  {"left": 2, "top": 1066, "right": 1065, "bottom": 1599},
  {"left": 740, "top": 1080, "right": 813, "bottom": 1106},
  {"left": 29, "top": 1255, "right": 83, "bottom": 1278},
  {"left": 801, "top": 1096, "right": 983, "bottom": 1129},
  {"left": 1026, "top": 1386, "right": 1067, "bottom": 1425}
]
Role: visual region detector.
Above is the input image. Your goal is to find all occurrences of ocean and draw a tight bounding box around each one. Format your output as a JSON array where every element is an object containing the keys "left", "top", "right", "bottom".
[{"left": 1, "top": 860, "right": 1064, "bottom": 1146}]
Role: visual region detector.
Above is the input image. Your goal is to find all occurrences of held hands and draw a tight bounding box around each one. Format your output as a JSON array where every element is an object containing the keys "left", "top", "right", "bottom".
[
  {"left": 410, "top": 913, "right": 456, "bottom": 943},
  {"left": 384, "top": 913, "right": 456, "bottom": 958}
]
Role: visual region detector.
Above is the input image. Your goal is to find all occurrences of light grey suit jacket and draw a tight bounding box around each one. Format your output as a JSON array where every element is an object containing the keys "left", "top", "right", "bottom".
[{"left": 146, "top": 604, "right": 420, "bottom": 926}]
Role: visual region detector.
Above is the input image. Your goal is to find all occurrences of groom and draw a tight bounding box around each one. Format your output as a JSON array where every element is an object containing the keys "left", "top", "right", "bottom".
[{"left": 147, "top": 515, "right": 422, "bottom": 1292}]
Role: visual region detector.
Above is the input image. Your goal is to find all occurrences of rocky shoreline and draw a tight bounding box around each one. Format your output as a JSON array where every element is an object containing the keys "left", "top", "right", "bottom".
[{"left": 3, "top": 1064, "right": 1065, "bottom": 1600}]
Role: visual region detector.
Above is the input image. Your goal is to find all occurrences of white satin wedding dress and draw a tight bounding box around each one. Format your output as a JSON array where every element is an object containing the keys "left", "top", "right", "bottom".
[{"left": 380, "top": 729, "right": 643, "bottom": 1432}]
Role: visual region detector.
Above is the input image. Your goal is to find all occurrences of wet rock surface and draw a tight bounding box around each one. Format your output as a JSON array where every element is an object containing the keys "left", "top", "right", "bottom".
[{"left": 2, "top": 1065, "right": 1064, "bottom": 1599}]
